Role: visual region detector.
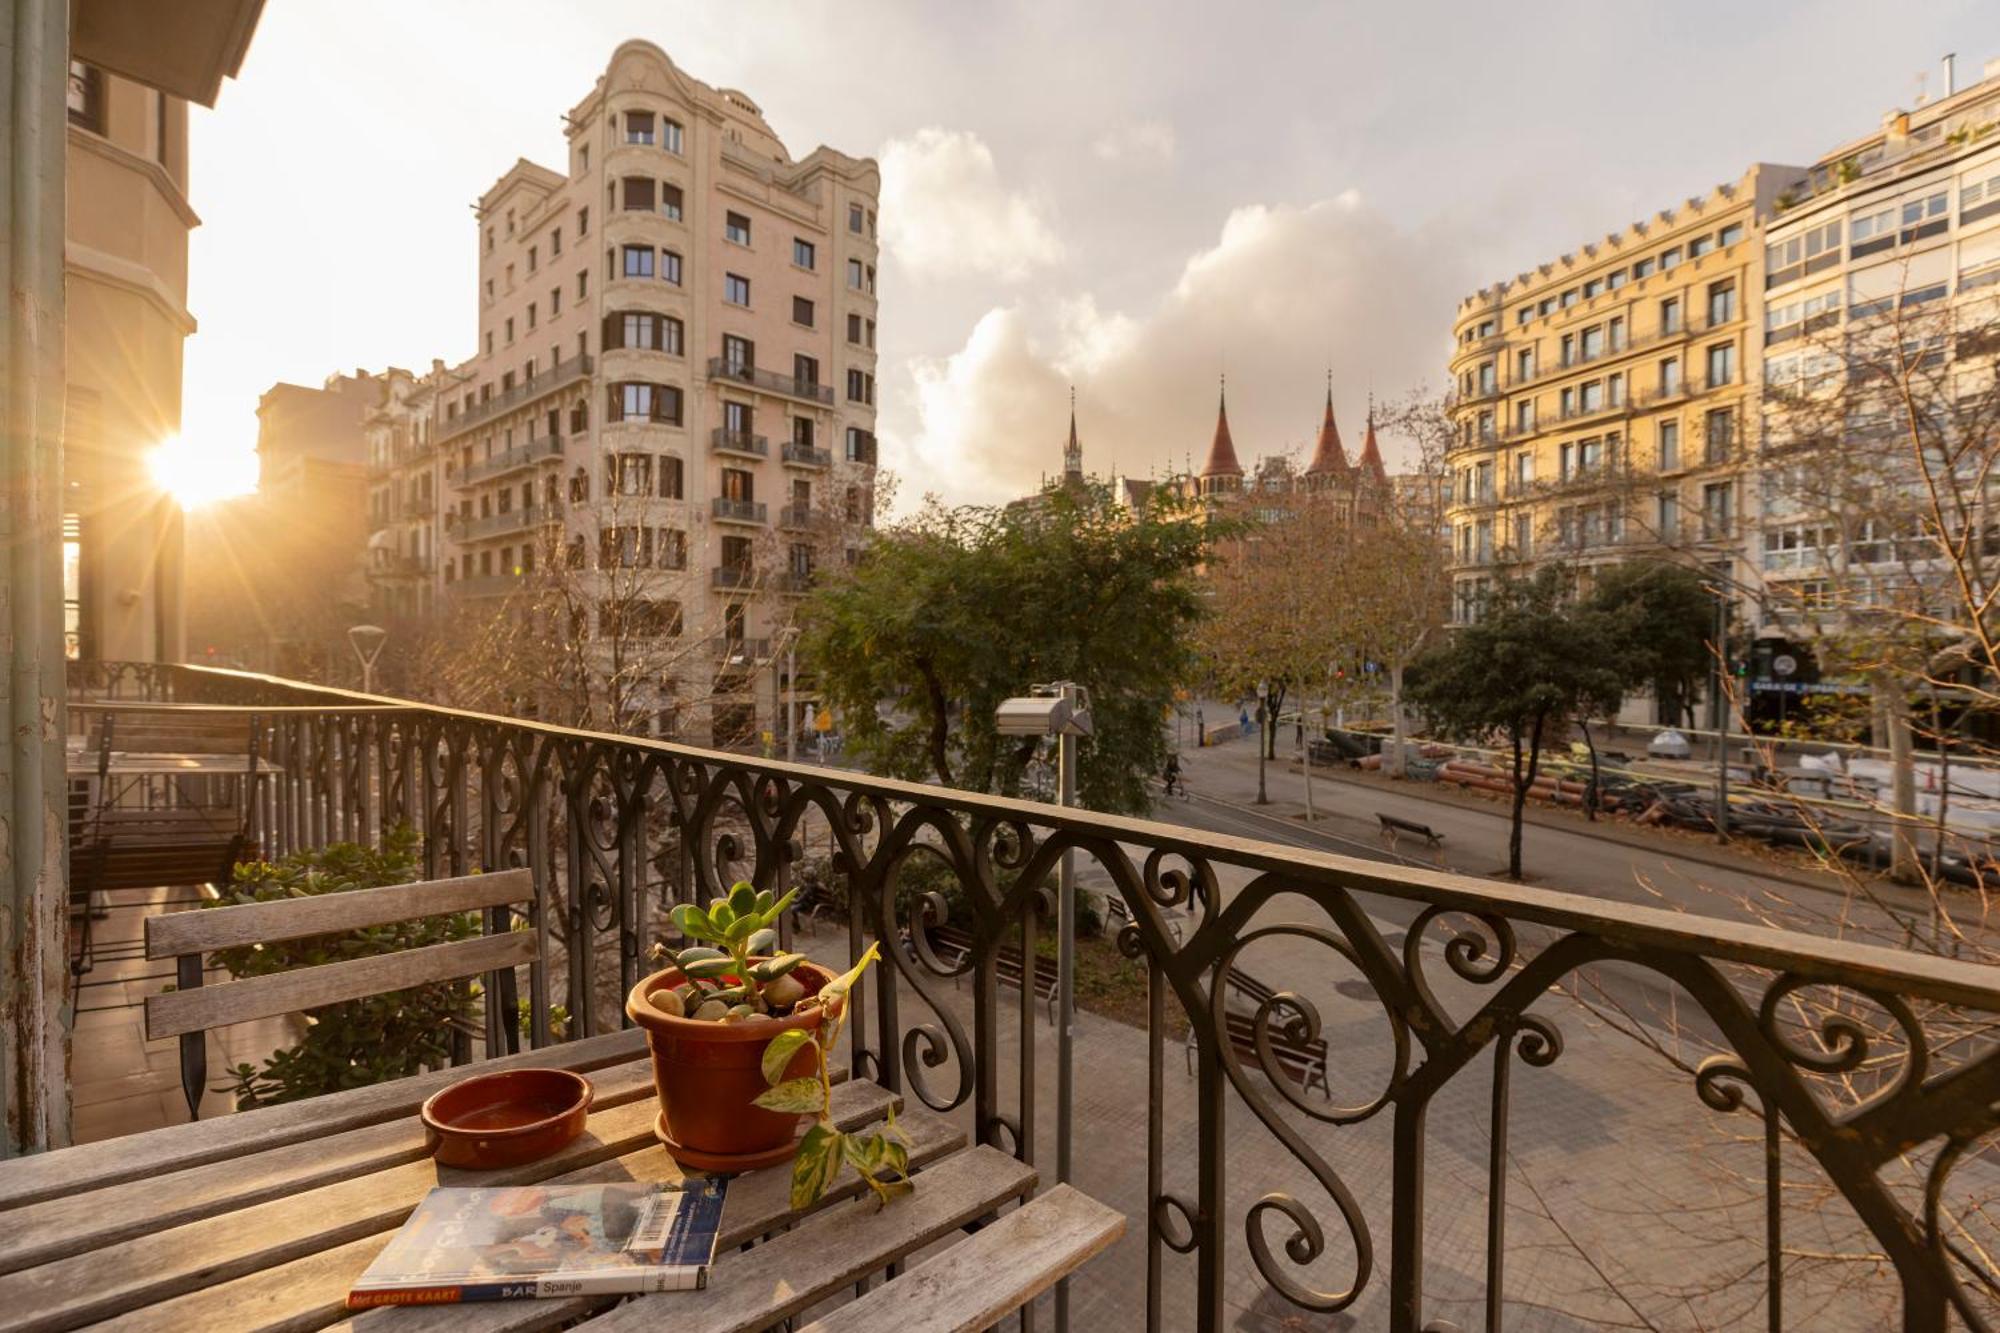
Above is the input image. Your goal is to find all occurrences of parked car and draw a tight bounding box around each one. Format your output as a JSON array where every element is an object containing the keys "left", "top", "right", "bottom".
[{"left": 1647, "top": 729, "right": 1692, "bottom": 760}]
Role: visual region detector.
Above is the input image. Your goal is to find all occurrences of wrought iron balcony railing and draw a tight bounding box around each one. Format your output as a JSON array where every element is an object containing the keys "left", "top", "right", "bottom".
[
  {"left": 705, "top": 358, "right": 836, "bottom": 406},
  {"left": 781, "top": 441, "right": 831, "bottom": 468},
  {"left": 439, "top": 355, "right": 593, "bottom": 443},
  {"left": 711, "top": 497, "right": 767, "bottom": 525},
  {"left": 710, "top": 428, "right": 770, "bottom": 459},
  {"left": 69, "top": 660, "right": 2000, "bottom": 1332},
  {"left": 462, "top": 436, "right": 564, "bottom": 485}
]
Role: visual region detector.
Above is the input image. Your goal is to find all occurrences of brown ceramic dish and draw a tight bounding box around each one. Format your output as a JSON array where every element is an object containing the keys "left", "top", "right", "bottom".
[{"left": 421, "top": 1067, "right": 593, "bottom": 1169}]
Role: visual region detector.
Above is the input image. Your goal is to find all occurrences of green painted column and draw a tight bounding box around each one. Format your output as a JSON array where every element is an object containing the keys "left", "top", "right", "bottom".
[{"left": 0, "top": 0, "right": 74, "bottom": 1154}]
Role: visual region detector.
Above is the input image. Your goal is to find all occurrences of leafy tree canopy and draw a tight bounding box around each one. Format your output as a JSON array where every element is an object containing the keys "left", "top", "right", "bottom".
[
  {"left": 801, "top": 483, "right": 1213, "bottom": 814},
  {"left": 1585, "top": 560, "right": 1719, "bottom": 729}
]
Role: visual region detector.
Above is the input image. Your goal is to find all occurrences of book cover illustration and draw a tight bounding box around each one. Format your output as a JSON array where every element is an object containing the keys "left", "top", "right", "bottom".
[{"left": 347, "top": 1179, "right": 729, "bottom": 1307}]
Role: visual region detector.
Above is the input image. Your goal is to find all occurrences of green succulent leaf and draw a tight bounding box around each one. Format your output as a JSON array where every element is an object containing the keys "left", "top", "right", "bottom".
[
  {"left": 750, "top": 953, "right": 807, "bottom": 982},
  {"left": 705, "top": 985, "right": 747, "bottom": 1005},
  {"left": 670, "top": 903, "right": 714, "bottom": 943},
  {"left": 763, "top": 887, "right": 799, "bottom": 926},
  {"left": 680, "top": 955, "right": 737, "bottom": 980},
  {"left": 753, "top": 889, "right": 774, "bottom": 916},
  {"left": 746, "top": 928, "right": 779, "bottom": 956},
  {"left": 753, "top": 1076, "right": 828, "bottom": 1115},
  {"left": 821, "top": 942, "right": 881, "bottom": 1011},
  {"left": 726, "top": 915, "right": 759, "bottom": 946},
  {"left": 759, "top": 1028, "right": 815, "bottom": 1086},
  {"left": 728, "top": 882, "right": 759, "bottom": 918},
  {"left": 790, "top": 1123, "right": 846, "bottom": 1211},
  {"left": 675, "top": 946, "right": 726, "bottom": 968},
  {"left": 708, "top": 899, "right": 736, "bottom": 932}
]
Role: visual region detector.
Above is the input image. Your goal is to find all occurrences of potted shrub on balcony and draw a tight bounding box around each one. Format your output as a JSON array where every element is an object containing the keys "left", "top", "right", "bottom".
[{"left": 628, "top": 882, "right": 906, "bottom": 1206}]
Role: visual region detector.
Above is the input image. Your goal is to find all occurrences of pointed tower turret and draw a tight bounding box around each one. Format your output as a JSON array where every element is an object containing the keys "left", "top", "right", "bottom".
[
  {"left": 1063, "top": 386, "right": 1084, "bottom": 482},
  {"left": 1200, "top": 376, "right": 1244, "bottom": 496},
  {"left": 1357, "top": 397, "right": 1388, "bottom": 486},
  {"left": 1304, "top": 371, "right": 1351, "bottom": 487}
]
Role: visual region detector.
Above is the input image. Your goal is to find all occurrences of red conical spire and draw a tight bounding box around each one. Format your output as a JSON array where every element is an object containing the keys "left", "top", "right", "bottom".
[
  {"left": 1305, "top": 372, "right": 1351, "bottom": 477},
  {"left": 1357, "top": 397, "right": 1388, "bottom": 484},
  {"left": 1201, "top": 375, "right": 1243, "bottom": 480}
]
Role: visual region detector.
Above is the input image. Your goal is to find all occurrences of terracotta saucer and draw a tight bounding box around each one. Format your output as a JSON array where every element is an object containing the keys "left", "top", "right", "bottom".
[{"left": 654, "top": 1108, "right": 805, "bottom": 1173}]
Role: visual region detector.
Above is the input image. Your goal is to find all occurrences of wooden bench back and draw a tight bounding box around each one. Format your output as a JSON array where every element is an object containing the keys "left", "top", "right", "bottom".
[
  {"left": 90, "top": 710, "right": 260, "bottom": 757},
  {"left": 143, "top": 870, "right": 535, "bottom": 1042}
]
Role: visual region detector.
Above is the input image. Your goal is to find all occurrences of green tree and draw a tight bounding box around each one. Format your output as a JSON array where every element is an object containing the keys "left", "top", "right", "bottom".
[
  {"left": 801, "top": 483, "right": 1212, "bottom": 814},
  {"left": 1408, "top": 567, "right": 1628, "bottom": 879},
  {"left": 1585, "top": 560, "right": 1718, "bottom": 729}
]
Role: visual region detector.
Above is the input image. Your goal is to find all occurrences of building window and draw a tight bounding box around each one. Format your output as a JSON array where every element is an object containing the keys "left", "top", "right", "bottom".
[
  {"left": 1704, "top": 408, "right": 1734, "bottom": 463},
  {"left": 846, "top": 369, "right": 875, "bottom": 404},
  {"left": 1658, "top": 492, "right": 1680, "bottom": 539},
  {"left": 725, "top": 211, "right": 752, "bottom": 246},
  {"left": 505, "top": 317, "right": 515, "bottom": 344},
  {"left": 616, "top": 453, "right": 653, "bottom": 495},
  {"left": 608, "top": 382, "right": 683, "bottom": 425},
  {"left": 1689, "top": 233, "right": 1714, "bottom": 258},
  {"left": 622, "top": 244, "right": 654, "bottom": 279},
  {"left": 794, "top": 418, "right": 816, "bottom": 449},
  {"left": 1659, "top": 357, "right": 1681, "bottom": 395},
  {"left": 1660, "top": 246, "right": 1682, "bottom": 271},
  {"left": 1719, "top": 222, "right": 1743, "bottom": 247},
  {"left": 1658, "top": 419, "right": 1680, "bottom": 471},
  {"left": 848, "top": 313, "right": 864, "bottom": 345},
  {"left": 794, "top": 354, "right": 819, "bottom": 391},
  {"left": 845, "top": 427, "right": 876, "bottom": 464},
  {"left": 849, "top": 203, "right": 865, "bottom": 233},
  {"left": 660, "top": 455, "right": 685, "bottom": 499},
  {"left": 1707, "top": 280, "right": 1736, "bottom": 326},
  {"left": 578, "top": 206, "right": 590, "bottom": 237},
  {"left": 626, "top": 111, "right": 655, "bottom": 145},
  {"left": 622, "top": 177, "right": 655, "bottom": 211},
  {"left": 659, "top": 528, "right": 688, "bottom": 568},
  {"left": 660, "top": 183, "right": 684, "bottom": 221},
  {"left": 793, "top": 238, "right": 816, "bottom": 270},
  {"left": 67, "top": 61, "right": 104, "bottom": 132},
  {"left": 1515, "top": 400, "right": 1535, "bottom": 432},
  {"left": 792, "top": 296, "right": 815, "bottom": 328},
  {"left": 848, "top": 258, "right": 865, "bottom": 289},
  {"left": 527, "top": 302, "right": 537, "bottom": 330},
  {"left": 725, "top": 273, "right": 750, "bottom": 306},
  {"left": 1634, "top": 256, "right": 1655, "bottom": 280},
  {"left": 661, "top": 118, "right": 684, "bottom": 154},
  {"left": 1705, "top": 342, "right": 1735, "bottom": 387},
  {"left": 1661, "top": 296, "right": 1682, "bottom": 334},
  {"left": 722, "top": 335, "right": 754, "bottom": 371},
  {"left": 1702, "top": 482, "right": 1733, "bottom": 538}
]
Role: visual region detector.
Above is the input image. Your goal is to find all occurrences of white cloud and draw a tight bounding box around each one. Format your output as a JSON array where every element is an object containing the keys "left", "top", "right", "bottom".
[
  {"left": 883, "top": 193, "right": 1472, "bottom": 507},
  {"left": 1090, "top": 120, "right": 1176, "bottom": 164},
  {"left": 878, "top": 128, "right": 1063, "bottom": 281}
]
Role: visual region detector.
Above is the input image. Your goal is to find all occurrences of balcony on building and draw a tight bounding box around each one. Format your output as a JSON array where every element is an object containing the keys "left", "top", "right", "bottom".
[
  {"left": 709, "top": 428, "right": 769, "bottom": 460},
  {"left": 462, "top": 435, "right": 564, "bottom": 485},
  {"left": 705, "top": 357, "right": 835, "bottom": 407},
  {"left": 711, "top": 497, "right": 767, "bottom": 526},
  {"left": 782, "top": 441, "right": 831, "bottom": 469},
  {"left": 449, "top": 503, "right": 557, "bottom": 543},
  {"left": 439, "top": 355, "right": 593, "bottom": 443},
  {"left": 711, "top": 563, "right": 756, "bottom": 590},
  {"left": 778, "top": 503, "right": 813, "bottom": 530},
  {"left": 447, "top": 572, "right": 524, "bottom": 598}
]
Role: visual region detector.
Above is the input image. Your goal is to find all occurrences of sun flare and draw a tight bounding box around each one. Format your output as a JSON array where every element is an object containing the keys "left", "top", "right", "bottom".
[{"left": 147, "top": 435, "right": 257, "bottom": 510}]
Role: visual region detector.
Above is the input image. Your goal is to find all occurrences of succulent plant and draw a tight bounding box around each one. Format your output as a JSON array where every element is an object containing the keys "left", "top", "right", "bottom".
[
  {"left": 749, "top": 943, "right": 908, "bottom": 1209},
  {"left": 659, "top": 882, "right": 805, "bottom": 1019}
]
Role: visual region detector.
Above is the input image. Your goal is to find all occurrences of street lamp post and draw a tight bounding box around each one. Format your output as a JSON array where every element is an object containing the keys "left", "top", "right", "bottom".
[
  {"left": 1255, "top": 679, "right": 1269, "bottom": 805},
  {"left": 347, "top": 624, "right": 388, "bottom": 695},
  {"left": 994, "top": 682, "right": 1091, "bottom": 1330}
]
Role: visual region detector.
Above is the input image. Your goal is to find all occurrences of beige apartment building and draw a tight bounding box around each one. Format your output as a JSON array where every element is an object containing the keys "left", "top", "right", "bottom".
[
  {"left": 1753, "top": 59, "right": 2000, "bottom": 637},
  {"left": 62, "top": 59, "right": 206, "bottom": 663},
  {"left": 420, "top": 40, "right": 879, "bottom": 744},
  {"left": 364, "top": 365, "right": 446, "bottom": 621},
  {"left": 1445, "top": 164, "right": 1805, "bottom": 626}
]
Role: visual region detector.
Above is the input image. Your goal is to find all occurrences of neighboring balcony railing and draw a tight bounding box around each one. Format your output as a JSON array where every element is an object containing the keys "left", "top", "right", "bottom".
[
  {"left": 710, "top": 428, "right": 769, "bottom": 459},
  {"left": 705, "top": 357, "right": 836, "bottom": 406},
  {"left": 446, "top": 573, "right": 522, "bottom": 598},
  {"left": 450, "top": 505, "right": 553, "bottom": 541},
  {"left": 779, "top": 503, "right": 814, "bottom": 530},
  {"left": 439, "top": 356, "right": 593, "bottom": 442},
  {"left": 711, "top": 497, "right": 767, "bottom": 525},
  {"left": 711, "top": 564, "right": 756, "bottom": 590},
  {"left": 76, "top": 660, "right": 2000, "bottom": 1333},
  {"left": 782, "top": 441, "right": 831, "bottom": 468},
  {"left": 463, "top": 436, "right": 564, "bottom": 484}
]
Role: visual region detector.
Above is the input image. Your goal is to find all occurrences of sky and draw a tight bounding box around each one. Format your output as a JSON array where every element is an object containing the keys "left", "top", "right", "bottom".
[{"left": 179, "top": 0, "right": 1997, "bottom": 509}]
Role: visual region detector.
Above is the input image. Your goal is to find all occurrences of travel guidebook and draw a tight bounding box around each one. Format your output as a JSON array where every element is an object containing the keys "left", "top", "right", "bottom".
[{"left": 346, "top": 1180, "right": 729, "bottom": 1307}]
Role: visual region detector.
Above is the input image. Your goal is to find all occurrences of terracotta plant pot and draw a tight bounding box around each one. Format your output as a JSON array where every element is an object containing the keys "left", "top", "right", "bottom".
[
  {"left": 626, "top": 959, "right": 835, "bottom": 1172},
  {"left": 420, "top": 1067, "right": 593, "bottom": 1169}
]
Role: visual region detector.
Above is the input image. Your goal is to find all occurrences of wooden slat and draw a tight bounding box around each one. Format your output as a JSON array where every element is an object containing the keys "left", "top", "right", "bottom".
[
  {"left": 0, "top": 1029, "right": 648, "bottom": 1213},
  {"left": 99, "top": 1081, "right": 925, "bottom": 1333},
  {"left": 796, "top": 1185, "right": 1125, "bottom": 1333},
  {"left": 0, "top": 1094, "right": 664, "bottom": 1330},
  {"left": 580, "top": 1144, "right": 1039, "bottom": 1333},
  {"left": 145, "top": 932, "right": 536, "bottom": 1040},
  {"left": 0, "top": 1061, "right": 660, "bottom": 1276},
  {"left": 146, "top": 870, "right": 535, "bottom": 959}
]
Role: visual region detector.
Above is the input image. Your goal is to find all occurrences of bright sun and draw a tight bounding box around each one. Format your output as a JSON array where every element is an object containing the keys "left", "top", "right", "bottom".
[{"left": 147, "top": 435, "right": 257, "bottom": 510}]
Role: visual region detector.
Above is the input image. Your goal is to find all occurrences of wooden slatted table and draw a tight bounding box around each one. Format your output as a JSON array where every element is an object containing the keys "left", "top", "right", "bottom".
[{"left": 0, "top": 1030, "right": 1123, "bottom": 1332}]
